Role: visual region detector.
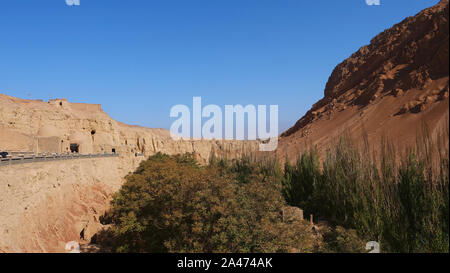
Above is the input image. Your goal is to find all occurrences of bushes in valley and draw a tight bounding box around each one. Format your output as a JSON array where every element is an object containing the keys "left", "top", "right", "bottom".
[
  {"left": 320, "top": 226, "right": 366, "bottom": 253},
  {"left": 282, "top": 124, "right": 449, "bottom": 253},
  {"left": 95, "top": 122, "right": 448, "bottom": 253},
  {"left": 96, "top": 153, "right": 320, "bottom": 253}
]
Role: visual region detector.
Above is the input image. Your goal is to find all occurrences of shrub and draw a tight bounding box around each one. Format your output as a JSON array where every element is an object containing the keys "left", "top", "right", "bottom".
[
  {"left": 282, "top": 125, "right": 449, "bottom": 253},
  {"left": 97, "top": 153, "right": 319, "bottom": 253}
]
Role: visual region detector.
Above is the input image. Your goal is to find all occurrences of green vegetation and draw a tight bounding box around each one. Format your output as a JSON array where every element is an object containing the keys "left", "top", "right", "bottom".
[
  {"left": 96, "top": 124, "right": 448, "bottom": 253},
  {"left": 96, "top": 153, "right": 322, "bottom": 253},
  {"left": 282, "top": 125, "right": 449, "bottom": 253}
]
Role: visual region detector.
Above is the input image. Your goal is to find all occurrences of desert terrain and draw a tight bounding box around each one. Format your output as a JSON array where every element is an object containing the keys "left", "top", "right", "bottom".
[
  {"left": 0, "top": 0, "right": 448, "bottom": 253},
  {"left": 278, "top": 0, "right": 449, "bottom": 160}
]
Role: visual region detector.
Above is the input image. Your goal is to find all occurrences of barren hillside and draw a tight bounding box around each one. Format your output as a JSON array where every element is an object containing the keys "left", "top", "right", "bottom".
[{"left": 278, "top": 0, "right": 449, "bottom": 160}]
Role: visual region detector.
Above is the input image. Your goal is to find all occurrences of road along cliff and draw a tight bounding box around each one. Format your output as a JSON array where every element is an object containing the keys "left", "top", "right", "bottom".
[
  {"left": 0, "top": 94, "right": 259, "bottom": 252},
  {"left": 0, "top": 94, "right": 258, "bottom": 165}
]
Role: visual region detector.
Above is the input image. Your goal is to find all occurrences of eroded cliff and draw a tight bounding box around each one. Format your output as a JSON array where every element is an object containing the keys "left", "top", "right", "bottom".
[
  {"left": 0, "top": 94, "right": 258, "bottom": 252},
  {"left": 278, "top": 0, "right": 449, "bottom": 160}
]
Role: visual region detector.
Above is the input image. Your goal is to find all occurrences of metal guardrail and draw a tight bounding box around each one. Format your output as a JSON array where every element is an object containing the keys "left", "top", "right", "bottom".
[{"left": 0, "top": 153, "right": 120, "bottom": 167}]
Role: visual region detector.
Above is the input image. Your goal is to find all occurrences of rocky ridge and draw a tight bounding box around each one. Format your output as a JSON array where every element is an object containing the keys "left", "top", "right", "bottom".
[{"left": 279, "top": 0, "right": 449, "bottom": 160}]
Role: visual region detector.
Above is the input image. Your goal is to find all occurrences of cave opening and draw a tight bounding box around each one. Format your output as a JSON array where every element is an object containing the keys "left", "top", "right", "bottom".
[{"left": 70, "top": 143, "right": 79, "bottom": 153}]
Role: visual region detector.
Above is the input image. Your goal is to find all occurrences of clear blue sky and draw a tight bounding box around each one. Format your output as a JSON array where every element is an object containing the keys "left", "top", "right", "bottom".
[{"left": 0, "top": 0, "right": 438, "bottom": 132}]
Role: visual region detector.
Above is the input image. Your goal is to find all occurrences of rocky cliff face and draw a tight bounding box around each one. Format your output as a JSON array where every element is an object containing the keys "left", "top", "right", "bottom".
[
  {"left": 0, "top": 157, "right": 124, "bottom": 252},
  {"left": 0, "top": 94, "right": 258, "bottom": 252},
  {"left": 0, "top": 94, "right": 258, "bottom": 165},
  {"left": 279, "top": 0, "right": 449, "bottom": 160}
]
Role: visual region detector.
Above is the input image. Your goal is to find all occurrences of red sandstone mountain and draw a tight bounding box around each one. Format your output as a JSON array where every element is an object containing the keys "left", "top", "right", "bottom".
[{"left": 278, "top": 0, "right": 449, "bottom": 160}]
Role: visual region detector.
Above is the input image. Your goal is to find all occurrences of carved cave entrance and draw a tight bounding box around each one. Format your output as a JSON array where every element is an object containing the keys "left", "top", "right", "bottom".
[{"left": 70, "top": 143, "right": 79, "bottom": 153}]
